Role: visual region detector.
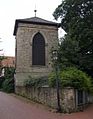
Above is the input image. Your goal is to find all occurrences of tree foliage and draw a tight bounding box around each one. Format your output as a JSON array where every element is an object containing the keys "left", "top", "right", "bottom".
[
  {"left": 58, "top": 36, "right": 79, "bottom": 69},
  {"left": 53, "top": 0, "right": 93, "bottom": 32},
  {"left": 53, "top": 0, "right": 93, "bottom": 77}
]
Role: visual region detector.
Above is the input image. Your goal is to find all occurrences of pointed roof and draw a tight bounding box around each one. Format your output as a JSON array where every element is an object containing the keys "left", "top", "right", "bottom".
[{"left": 13, "top": 17, "right": 60, "bottom": 35}]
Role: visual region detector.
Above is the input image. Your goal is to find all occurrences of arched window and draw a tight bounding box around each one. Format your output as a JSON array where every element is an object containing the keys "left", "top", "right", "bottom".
[{"left": 32, "top": 32, "right": 45, "bottom": 65}]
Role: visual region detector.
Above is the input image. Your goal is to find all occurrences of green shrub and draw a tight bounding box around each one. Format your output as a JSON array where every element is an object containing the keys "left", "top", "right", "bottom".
[
  {"left": 24, "top": 76, "right": 48, "bottom": 88},
  {"left": 48, "top": 73, "right": 57, "bottom": 88},
  {"left": 4, "top": 67, "right": 15, "bottom": 79},
  {"left": 2, "top": 67, "right": 15, "bottom": 93},
  {"left": 0, "top": 77, "right": 5, "bottom": 89},
  {"left": 2, "top": 78, "right": 14, "bottom": 93},
  {"left": 48, "top": 67, "right": 92, "bottom": 91}
]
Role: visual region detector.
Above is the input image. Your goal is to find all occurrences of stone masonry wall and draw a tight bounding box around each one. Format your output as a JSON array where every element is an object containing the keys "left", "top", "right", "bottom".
[
  {"left": 15, "top": 86, "right": 76, "bottom": 113},
  {"left": 15, "top": 23, "right": 58, "bottom": 86}
]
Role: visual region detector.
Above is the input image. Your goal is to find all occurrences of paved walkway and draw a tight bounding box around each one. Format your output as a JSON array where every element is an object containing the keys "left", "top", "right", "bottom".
[{"left": 0, "top": 91, "right": 93, "bottom": 119}]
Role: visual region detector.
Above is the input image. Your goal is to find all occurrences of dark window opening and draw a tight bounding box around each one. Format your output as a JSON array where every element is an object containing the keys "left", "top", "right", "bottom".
[{"left": 32, "top": 32, "right": 45, "bottom": 65}]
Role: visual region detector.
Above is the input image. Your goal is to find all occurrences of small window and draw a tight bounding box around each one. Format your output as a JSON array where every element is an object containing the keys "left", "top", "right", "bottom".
[{"left": 32, "top": 32, "right": 45, "bottom": 65}]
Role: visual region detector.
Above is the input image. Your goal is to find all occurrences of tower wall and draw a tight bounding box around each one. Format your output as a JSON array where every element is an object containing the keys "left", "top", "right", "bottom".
[{"left": 15, "top": 23, "right": 58, "bottom": 86}]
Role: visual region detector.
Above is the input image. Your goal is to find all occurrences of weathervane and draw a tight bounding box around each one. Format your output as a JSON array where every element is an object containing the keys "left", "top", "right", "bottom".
[{"left": 34, "top": 5, "right": 37, "bottom": 17}]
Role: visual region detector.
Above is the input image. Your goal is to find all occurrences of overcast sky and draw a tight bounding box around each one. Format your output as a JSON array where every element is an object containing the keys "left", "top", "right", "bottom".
[{"left": 0, "top": 0, "right": 64, "bottom": 56}]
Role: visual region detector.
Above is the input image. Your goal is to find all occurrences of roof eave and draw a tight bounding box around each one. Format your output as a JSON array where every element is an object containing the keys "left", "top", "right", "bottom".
[{"left": 13, "top": 20, "right": 60, "bottom": 36}]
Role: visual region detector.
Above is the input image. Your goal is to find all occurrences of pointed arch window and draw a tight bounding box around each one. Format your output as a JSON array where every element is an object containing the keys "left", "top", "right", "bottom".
[{"left": 32, "top": 32, "right": 45, "bottom": 66}]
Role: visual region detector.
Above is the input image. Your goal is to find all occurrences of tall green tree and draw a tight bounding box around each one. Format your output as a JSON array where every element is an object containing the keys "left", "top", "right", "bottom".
[{"left": 53, "top": 0, "right": 93, "bottom": 77}]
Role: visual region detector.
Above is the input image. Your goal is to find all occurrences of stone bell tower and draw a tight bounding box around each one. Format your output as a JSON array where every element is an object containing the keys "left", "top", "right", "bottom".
[{"left": 13, "top": 16, "right": 59, "bottom": 90}]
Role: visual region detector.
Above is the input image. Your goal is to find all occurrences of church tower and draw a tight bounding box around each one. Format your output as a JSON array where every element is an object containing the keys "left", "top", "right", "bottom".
[{"left": 13, "top": 16, "right": 59, "bottom": 91}]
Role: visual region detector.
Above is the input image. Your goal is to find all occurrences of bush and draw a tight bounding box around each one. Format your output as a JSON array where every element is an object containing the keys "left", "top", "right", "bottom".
[
  {"left": 2, "top": 78, "right": 14, "bottom": 93},
  {"left": 24, "top": 76, "right": 48, "bottom": 88},
  {"left": 48, "top": 67, "right": 92, "bottom": 91},
  {"left": 0, "top": 76, "right": 5, "bottom": 89},
  {"left": 4, "top": 67, "right": 15, "bottom": 79},
  {"left": 2, "top": 67, "right": 15, "bottom": 93}
]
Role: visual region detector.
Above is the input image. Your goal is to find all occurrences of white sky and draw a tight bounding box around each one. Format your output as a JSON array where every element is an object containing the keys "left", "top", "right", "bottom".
[{"left": 0, "top": 0, "right": 65, "bottom": 56}]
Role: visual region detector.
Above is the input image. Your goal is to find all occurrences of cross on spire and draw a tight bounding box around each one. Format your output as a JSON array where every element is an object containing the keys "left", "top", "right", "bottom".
[
  {"left": 34, "top": 5, "right": 37, "bottom": 17},
  {"left": 34, "top": 9, "right": 37, "bottom": 17}
]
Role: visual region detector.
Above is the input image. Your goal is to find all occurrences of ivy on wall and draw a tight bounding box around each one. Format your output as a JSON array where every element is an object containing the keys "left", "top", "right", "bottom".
[{"left": 24, "top": 76, "right": 48, "bottom": 88}]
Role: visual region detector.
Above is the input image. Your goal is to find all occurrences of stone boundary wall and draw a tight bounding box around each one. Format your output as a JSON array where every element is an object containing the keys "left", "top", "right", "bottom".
[{"left": 15, "top": 86, "right": 76, "bottom": 113}]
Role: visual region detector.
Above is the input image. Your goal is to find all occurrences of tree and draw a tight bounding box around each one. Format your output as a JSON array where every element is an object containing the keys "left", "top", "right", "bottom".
[
  {"left": 57, "top": 35, "right": 79, "bottom": 69},
  {"left": 53, "top": 0, "right": 93, "bottom": 77}
]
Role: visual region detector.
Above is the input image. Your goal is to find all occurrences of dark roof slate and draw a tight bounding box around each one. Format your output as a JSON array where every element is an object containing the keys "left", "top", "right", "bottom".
[{"left": 13, "top": 17, "right": 60, "bottom": 35}]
